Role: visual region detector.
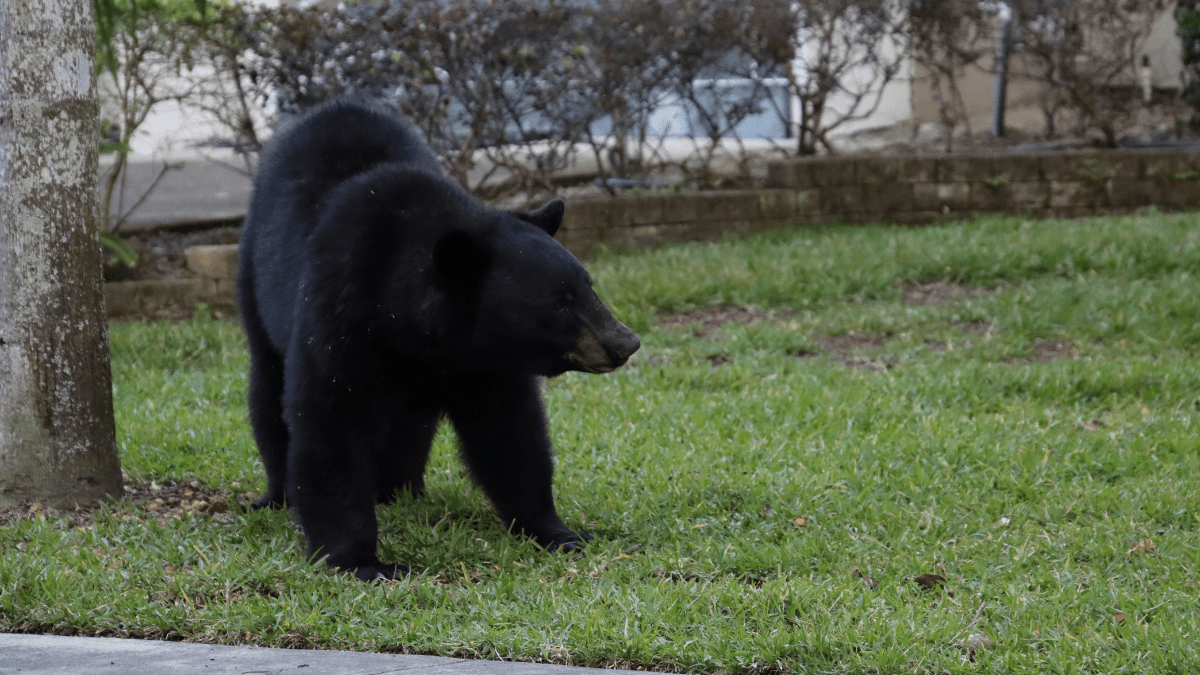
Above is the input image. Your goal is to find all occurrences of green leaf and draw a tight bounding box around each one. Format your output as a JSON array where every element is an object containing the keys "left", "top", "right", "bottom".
[
  {"left": 101, "top": 232, "right": 139, "bottom": 266},
  {"left": 100, "top": 140, "right": 132, "bottom": 155}
]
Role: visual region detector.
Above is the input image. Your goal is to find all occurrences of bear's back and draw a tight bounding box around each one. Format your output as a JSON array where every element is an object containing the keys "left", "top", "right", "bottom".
[
  {"left": 256, "top": 99, "right": 441, "bottom": 206},
  {"left": 241, "top": 99, "right": 446, "bottom": 354}
]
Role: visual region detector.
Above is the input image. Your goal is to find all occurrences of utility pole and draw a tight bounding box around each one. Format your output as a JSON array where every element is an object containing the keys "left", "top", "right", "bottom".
[{"left": 992, "top": 11, "right": 1013, "bottom": 138}]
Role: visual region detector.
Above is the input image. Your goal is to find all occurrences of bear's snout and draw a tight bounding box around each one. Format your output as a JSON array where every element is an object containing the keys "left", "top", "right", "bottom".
[
  {"left": 605, "top": 326, "right": 640, "bottom": 366},
  {"left": 565, "top": 306, "right": 640, "bottom": 374}
]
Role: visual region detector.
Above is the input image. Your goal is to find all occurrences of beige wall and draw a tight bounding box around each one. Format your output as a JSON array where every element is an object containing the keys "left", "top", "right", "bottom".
[
  {"left": 1144, "top": 8, "right": 1185, "bottom": 89},
  {"left": 912, "top": 7, "right": 1182, "bottom": 136}
]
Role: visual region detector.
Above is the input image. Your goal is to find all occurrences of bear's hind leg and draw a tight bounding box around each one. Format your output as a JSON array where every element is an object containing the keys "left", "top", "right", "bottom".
[
  {"left": 446, "top": 373, "right": 589, "bottom": 551},
  {"left": 243, "top": 307, "right": 289, "bottom": 510},
  {"left": 374, "top": 405, "right": 440, "bottom": 504}
]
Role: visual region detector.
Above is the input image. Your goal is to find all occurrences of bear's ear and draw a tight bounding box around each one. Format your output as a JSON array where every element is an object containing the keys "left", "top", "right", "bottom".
[
  {"left": 433, "top": 230, "right": 492, "bottom": 292},
  {"left": 516, "top": 198, "right": 565, "bottom": 237}
]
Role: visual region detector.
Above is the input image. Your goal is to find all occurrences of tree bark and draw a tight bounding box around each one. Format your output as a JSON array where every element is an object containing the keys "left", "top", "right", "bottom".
[{"left": 0, "top": 0, "right": 123, "bottom": 508}]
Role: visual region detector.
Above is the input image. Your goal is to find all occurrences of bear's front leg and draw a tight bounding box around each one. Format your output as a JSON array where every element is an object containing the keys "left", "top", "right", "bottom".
[
  {"left": 283, "top": 368, "right": 406, "bottom": 581},
  {"left": 446, "top": 372, "right": 591, "bottom": 551}
]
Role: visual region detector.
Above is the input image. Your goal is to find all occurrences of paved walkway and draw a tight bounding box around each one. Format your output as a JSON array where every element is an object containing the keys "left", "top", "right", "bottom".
[
  {"left": 0, "top": 634, "right": 638, "bottom": 675},
  {"left": 101, "top": 151, "right": 253, "bottom": 233},
  {"left": 100, "top": 137, "right": 792, "bottom": 233}
]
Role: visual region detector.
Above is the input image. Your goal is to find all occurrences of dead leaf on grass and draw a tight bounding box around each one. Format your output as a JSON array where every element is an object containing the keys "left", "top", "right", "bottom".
[
  {"left": 1128, "top": 539, "right": 1156, "bottom": 555},
  {"left": 959, "top": 632, "right": 994, "bottom": 657},
  {"left": 913, "top": 573, "right": 947, "bottom": 590},
  {"left": 851, "top": 566, "right": 878, "bottom": 590}
]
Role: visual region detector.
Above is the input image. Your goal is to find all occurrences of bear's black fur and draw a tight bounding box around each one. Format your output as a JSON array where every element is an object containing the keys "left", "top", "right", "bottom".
[{"left": 237, "top": 99, "right": 640, "bottom": 581}]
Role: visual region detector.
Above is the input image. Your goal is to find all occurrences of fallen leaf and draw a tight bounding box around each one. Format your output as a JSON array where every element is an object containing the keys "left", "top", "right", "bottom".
[
  {"left": 793, "top": 516, "right": 807, "bottom": 527},
  {"left": 851, "top": 566, "right": 878, "bottom": 590},
  {"left": 1128, "top": 539, "right": 1156, "bottom": 555},
  {"left": 962, "top": 632, "right": 994, "bottom": 654},
  {"left": 913, "top": 573, "right": 946, "bottom": 590},
  {"left": 1114, "top": 613, "right": 1126, "bottom": 623}
]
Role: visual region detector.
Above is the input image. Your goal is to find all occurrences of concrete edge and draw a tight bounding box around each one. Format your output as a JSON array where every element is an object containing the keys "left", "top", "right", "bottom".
[{"left": 0, "top": 633, "right": 643, "bottom": 675}]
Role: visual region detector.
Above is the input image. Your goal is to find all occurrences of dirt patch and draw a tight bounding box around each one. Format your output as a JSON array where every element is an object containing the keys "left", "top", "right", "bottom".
[
  {"left": 103, "top": 225, "right": 241, "bottom": 283},
  {"left": 925, "top": 340, "right": 950, "bottom": 353},
  {"left": 1030, "top": 339, "right": 1076, "bottom": 363},
  {"left": 0, "top": 477, "right": 257, "bottom": 529},
  {"left": 838, "top": 356, "right": 893, "bottom": 372},
  {"left": 815, "top": 331, "right": 894, "bottom": 372},
  {"left": 926, "top": 322, "right": 994, "bottom": 352},
  {"left": 904, "top": 281, "right": 998, "bottom": 305},
  {"left": 658, "top": 303, "right": 782, "bottom": 338},
  {"left": 707, "top": 354, "right": 732, "bottom": 369},
  {"left": 818, "top": 331, "right": 885, "bottom": 353},
  {"left": 958, "top": 320, "right": 994, "bottom": 336},
  {"left": 659, "top": 305, "right": 895, "bottom": 372}
]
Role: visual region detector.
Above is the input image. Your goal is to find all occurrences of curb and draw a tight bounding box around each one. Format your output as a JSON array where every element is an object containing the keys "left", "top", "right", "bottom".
[{"left": 0, "top": 633, "right": 640, "bottom": 675}]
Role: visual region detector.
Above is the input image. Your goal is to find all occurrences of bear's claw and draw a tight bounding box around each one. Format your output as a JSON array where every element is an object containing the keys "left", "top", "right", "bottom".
[
  {"left": 250, "top": 495, "right": 285, "bottom": 510},
  {"left": 349, "top": 563, "right": 409, "bottom": 582},
  {"left": 543, "top": 531, "right": 593, "bottom": 553}
]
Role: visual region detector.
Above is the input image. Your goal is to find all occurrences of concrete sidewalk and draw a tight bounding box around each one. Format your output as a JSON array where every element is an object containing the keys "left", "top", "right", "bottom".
[
  {"left": 101, "top": 151, "right": 253, "bottom": 233},
  {"left": 0, "top": 634, "right": 638, "bottom": 675},
  {"left": 100, "top": 137, "right": 793, "bottom": 233}
]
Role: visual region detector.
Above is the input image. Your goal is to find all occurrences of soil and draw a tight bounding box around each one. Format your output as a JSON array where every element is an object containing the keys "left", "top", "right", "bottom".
[
  {"left": 103, "top": 225, "right": 241, "bottom": 283},
  {"left": 657, "top": 303, "right": 784, "bottom": 338},
  {"left": 655, "top": 281, "right": 1070, "bottom": 370},
  {"left": 903, "top": 281, "right": 1000, "bottom": 305},
  {"left": 0, "top": 477, "right": 258, "bottom": 530}
]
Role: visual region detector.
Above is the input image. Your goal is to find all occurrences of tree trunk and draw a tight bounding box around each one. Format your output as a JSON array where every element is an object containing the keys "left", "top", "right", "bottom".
[{"left": 0, "top": 0, "right": 123, "bottom": 508}]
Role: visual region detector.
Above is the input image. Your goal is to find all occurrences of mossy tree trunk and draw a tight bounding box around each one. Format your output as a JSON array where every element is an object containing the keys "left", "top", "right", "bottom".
[{"left": 0, "top": 0, "right": 123, "bottom": 508}]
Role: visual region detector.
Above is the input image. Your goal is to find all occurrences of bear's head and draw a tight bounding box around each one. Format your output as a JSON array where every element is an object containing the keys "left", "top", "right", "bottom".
[{"left": 432, "top": 198, "right": 640, "bottom": 376}]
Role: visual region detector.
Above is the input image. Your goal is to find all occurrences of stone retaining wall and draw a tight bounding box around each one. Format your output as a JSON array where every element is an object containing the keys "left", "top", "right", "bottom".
[
  {"left": 552, "top": 149, "right": 1200, "bottom": 252},
  {"left": 764, "top": 148, "right": 1200, "bottom": 223},
  {"left": 105, "top": 148, "right": 1200, "bottom": 319},
  {"left": 554, "top": 191, "right": 805, "bottom": 254}
]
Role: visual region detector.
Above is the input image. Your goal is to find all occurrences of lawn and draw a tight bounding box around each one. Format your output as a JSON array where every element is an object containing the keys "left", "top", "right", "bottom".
[{"left": 3, "top": 213, "right": 1200, "bottom": 673}]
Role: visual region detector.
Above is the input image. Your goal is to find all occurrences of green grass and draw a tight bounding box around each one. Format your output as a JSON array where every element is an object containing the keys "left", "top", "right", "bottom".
[{"left": 4, "top": 213, "right": 1200, "bottom": 673}]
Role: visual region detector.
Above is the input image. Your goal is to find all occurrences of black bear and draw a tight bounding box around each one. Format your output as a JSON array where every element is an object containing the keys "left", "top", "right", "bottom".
[{"left": 237, "top": 98, "right": 640, "bottom": 581}]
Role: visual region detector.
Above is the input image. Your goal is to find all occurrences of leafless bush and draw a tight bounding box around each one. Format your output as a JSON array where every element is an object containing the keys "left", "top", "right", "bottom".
[
  {"left": 220, "top": 0, "right": 796, "bottom": 196},
  {"left": 1008, "top": 0, "right": 1174, "bottom": 146},
  {"left": 781, "top": 0, "right": 906, "bottom": 155},
  {"left": 182, "top": 2, "right": 277, "bottom": 174},
  {"left": 96, "top": 0, "right": 205, "bottom": 235},
  {"left": 908, "top": 0, "right": 990, "bottom": 149}
]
